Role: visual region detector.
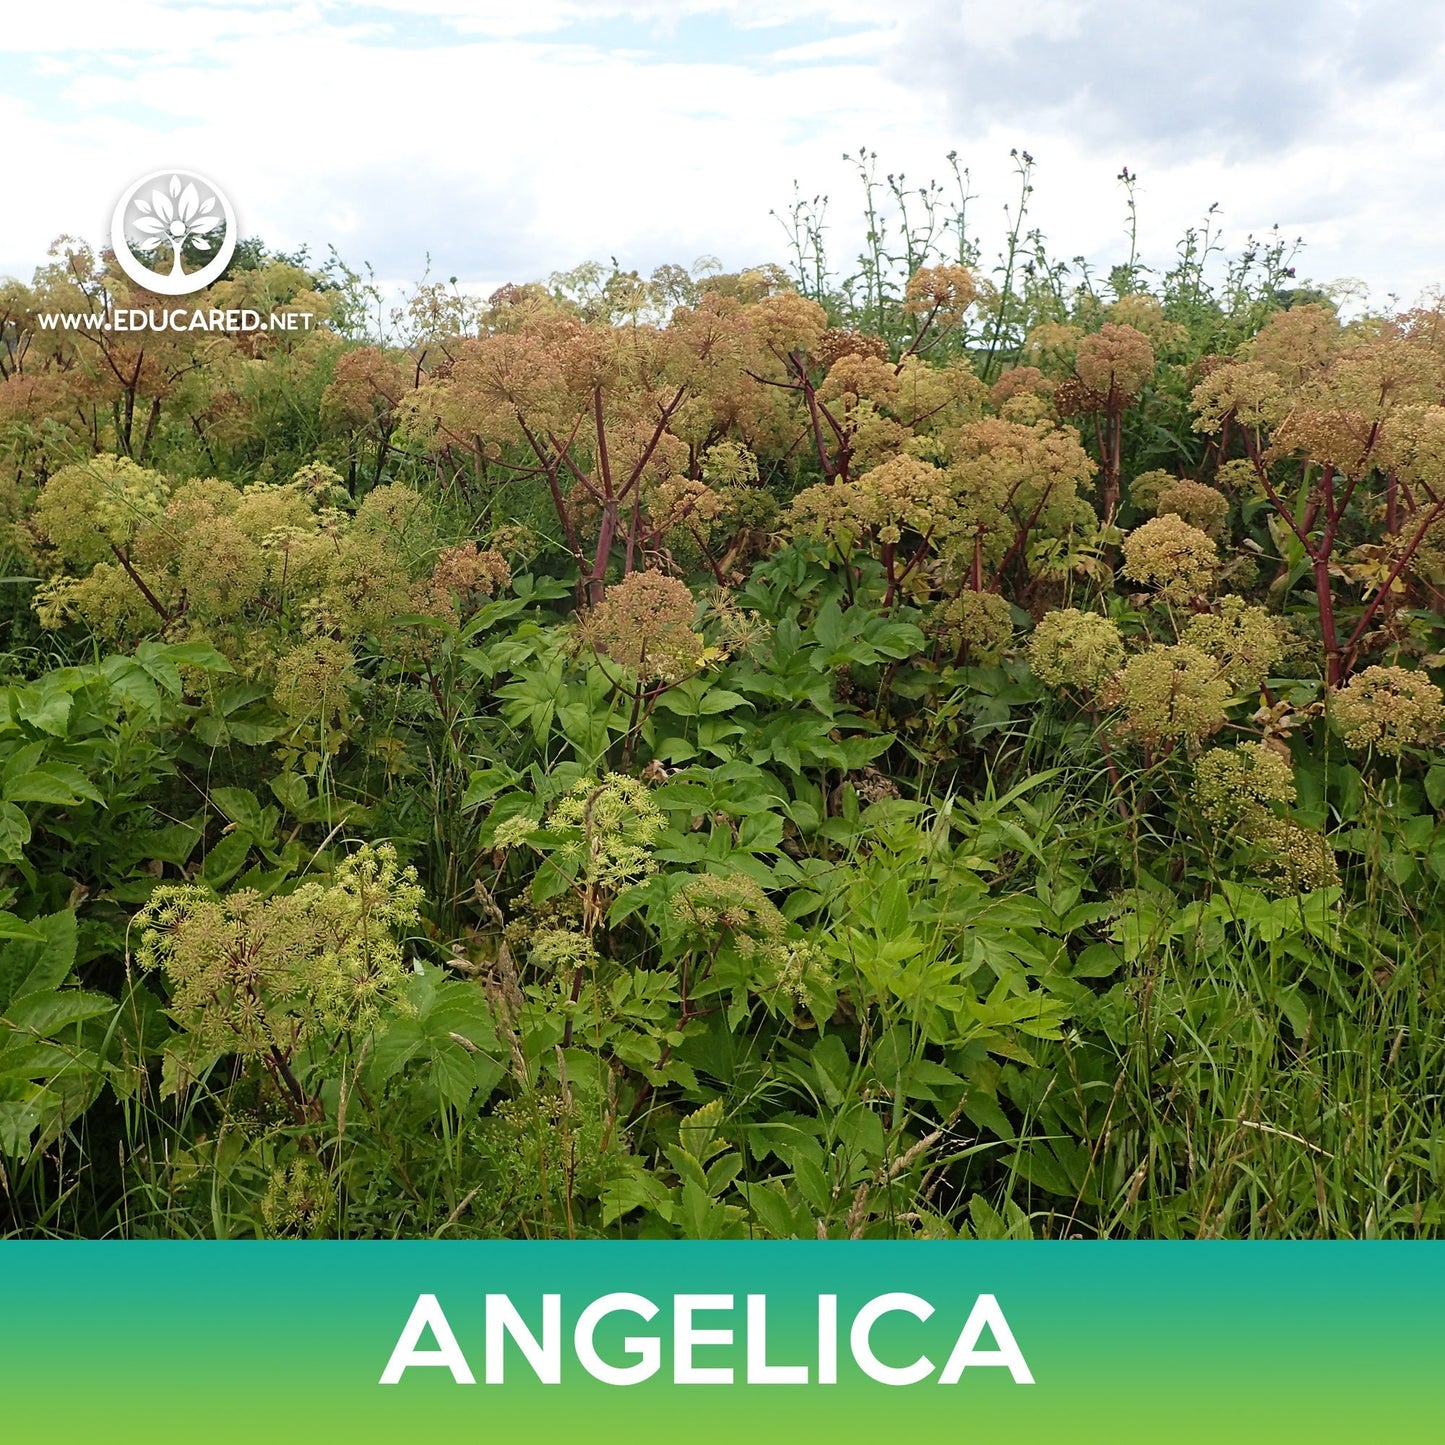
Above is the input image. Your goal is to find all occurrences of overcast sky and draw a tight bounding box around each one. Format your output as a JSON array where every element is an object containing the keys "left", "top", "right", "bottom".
[{"left": 5, "top": 1, "right": 1443, "bottom": 309}]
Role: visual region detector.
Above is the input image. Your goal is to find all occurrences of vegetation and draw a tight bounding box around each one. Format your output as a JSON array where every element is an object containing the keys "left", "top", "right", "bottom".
[{"left": 1, "top": 160, "right": 1442, "bottom": 1241}]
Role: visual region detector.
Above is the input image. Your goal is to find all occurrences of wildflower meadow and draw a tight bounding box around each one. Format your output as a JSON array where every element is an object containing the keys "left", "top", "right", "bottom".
[{"left": 2, "top": 158, "right": 1442, "bottom": 1242}]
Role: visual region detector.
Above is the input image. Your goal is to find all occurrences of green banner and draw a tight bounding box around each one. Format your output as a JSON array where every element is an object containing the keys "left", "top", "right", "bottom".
[{"left": 1, "top": 1242, "right": 1439, "bottom": 1441}]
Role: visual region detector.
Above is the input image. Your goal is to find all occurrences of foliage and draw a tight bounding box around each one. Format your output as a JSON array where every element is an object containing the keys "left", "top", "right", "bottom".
[{"left": 0, "top": 161, "right": 1443, "bottom": 1241}]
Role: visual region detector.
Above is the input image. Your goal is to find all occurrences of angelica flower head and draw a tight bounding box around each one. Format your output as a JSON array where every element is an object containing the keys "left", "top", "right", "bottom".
[
  {"left": 575, "top": 570, "right": 707, "bottom": 682},
  {"left": 748, "top": 290, "right": 828, "bottom": 359},
  {"left": 930, "top": 588, "right": 1014, "bottom": 660},
  {"left": 1108, "top": 643, "right": 1230, "bottom": 748},
  {"left": 1156, "top": 478, "right": 1230, "bottom": 538},
  {"left": 544, "top": 773, "right": 668, "bottom": 898},
  {"left": 1128, "top": 469, "right": 1179, "bottom": 514},
  {"left": 1122, "top": 514, "right": 1219, "bottom": 604},
  {"left": 1075, "top": 323, "right": 1156, "bottom": 401},
  {"left": 1190, "top": 360, "right": 1288, "bottom": 433},
  {"left": 903, "top": 265, "right": 978, "bottom": 325},
  {"left": 273, "top": 638, "right": 359, "bottom": 735},
  {"left": 423, "top": 542, "right": 511, "bottom": 622},
  {"left": 1258, "top": 818, "right": 1340, "bottom": 894},
  {"left": 261, "top": 1157, "right": 335, "bottom": 1238},
  {"left": 1021, "top": 321, "right": 1082, "bottom": 376},
  {"left": 133, "top": 842, "right": 422, "bottom": 1056},
  {"left": 1193, "top": 742, "right": 1296, "bottom": 827},
  {"left": 990, "top": 366, "right": 1053, "bottom": 409},
  {"left": 1181, "top": 596, "right": 1286, "bottom": 690},
  {"left": 1027, "top": 608, "right": 1125, "bottom": 691},
  {"left": 32, "top": 455, "right": 170, "bottom": 569},
  {"left": 700, "top": 438, "right": 760, "bottom": 488},
  {"left": 1331, "top": 665, "right": 1444, "bottom": 754}
]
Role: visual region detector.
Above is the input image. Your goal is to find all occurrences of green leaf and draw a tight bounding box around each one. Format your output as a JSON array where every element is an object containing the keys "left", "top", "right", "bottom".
[
  {"left": 1427, "top": 764, "right": 1445, "bottom": 813},
  {"left": 209, "top": 787, "right": 271, "bottom": 837},
  {"left": 10, "top": 682, "right": 73, "bottom": 737},
  {"left": 0, "top": 803, "right": 30, "bottom": 864},
  {"left": 3, "top": 762, "right": 103, "bottom": 807},
  {"left": 201, "top": 830, "right": 253, "bottom": 888},
  {"left": 461, "top": 768, "right": 517, "bottom": 811},
  {"left": 1070, "top": 943, "right": 1123, "bottom": 979},
  {"left": 0, "top": 915, "right": 44, "bottom": 944},
  {"left": 146, "top": 818, "right": 205, "bottom": 868},
  {"left": 4, "top": 989, "right": 113, "bottom": 1036},
  {"left": 0, "top": 911, "right": 78, "bottom": 1011},
  {"left": 156, "top": 640, "right": 234, "bottom": 672},
  {"left": 132, "top": 643, "right": 183, "bottom": 697},
  {"left": 269, "top": 772, "right": 310, "bottom": 816},
  {"left": 697, "top": 689, "right": 748, "bottom": 716}
]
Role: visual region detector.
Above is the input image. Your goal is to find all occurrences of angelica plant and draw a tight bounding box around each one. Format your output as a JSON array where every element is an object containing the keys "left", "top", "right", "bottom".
[{"left": 133, "top": 843, "right": 423, "bottom": 1121}]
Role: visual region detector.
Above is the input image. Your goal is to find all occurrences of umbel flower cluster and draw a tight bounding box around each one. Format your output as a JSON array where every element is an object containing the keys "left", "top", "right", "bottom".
[
  {"left": 133, "top": 843, "right": 424, "bottom": 1056},
  {"left": 1029, "top": 595, "right": 1283, "bottom": 752},
  {"left": 493, "top": 773, "right": 669, "bottom": 938},
  {"left": 1330, "top": 665, "right": 1444, "bottom": 754},
  {"left": 1192, "top": 744, "right": 1338, "bottom": 894},
  {"left": 1185, "top": 299, "right": 1445, "bottom": 687},
  {"left": 670, "top": 872, "right": 831, "bottom": 1014},
  {"left": 573, "top": 570, "right": 707, "bottom": 683},
  {"left": 20, "top": 456, "right": 511, "bottom": 740}
]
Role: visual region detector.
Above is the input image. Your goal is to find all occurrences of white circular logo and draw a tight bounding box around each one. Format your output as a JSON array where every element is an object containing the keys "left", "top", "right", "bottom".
[{"left": 111, "top": 170, "right": 237, "bottom": 296}]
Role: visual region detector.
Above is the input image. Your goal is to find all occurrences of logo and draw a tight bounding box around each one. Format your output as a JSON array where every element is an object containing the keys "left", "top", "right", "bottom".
[{"left": 111, "top": 170, "right": 237, "bottom": 296}]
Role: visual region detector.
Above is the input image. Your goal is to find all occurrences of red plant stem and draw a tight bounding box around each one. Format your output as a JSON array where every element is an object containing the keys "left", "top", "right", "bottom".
[
  {"left": 1339, "top": 495, "right": 1445, "bottom": 677},
  {"left": 593, "top": 386, "right": 614, "bottom": 497},
  {"left": 516, "top": 417, "right": 586, "bottom": 566},
  {"left": 896, "top": 300, "right": 942, "bottom": 364},
  {"left": 991, "top": 482, "right": 1057, "bottom": 589},
  {"left": 588, "top": 503, "right": 619, "bottom": 607},
  {"left": 108, "top": 543, "right": 170, "bottom": 622},
  {"left": 616, "top": 385, "right": 689, "bottom": 503}
]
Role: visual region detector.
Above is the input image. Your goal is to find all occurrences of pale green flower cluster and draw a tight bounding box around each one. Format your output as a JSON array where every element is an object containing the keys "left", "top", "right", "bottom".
[
  {"left": 134, "top": 842, "right": 423, "bottom": 1055},
  {"left": 671, "top": 873, "right": 831, "bottom": 1010},
  {"left": 1027, "top": 608, "right": 1125, "bottom": 690},
  {"left": 1109, "top": 644, "right": 1230, "bottom": 747},
  {"left": 673, "top": 873, "right": 789, "bottom": 960},
  {"left": 527, "top": 927, "right": 598, "bottom": 972},
  {"left": 928, "top": 588, "right": 1014, "bottom": 660},
  {"left": 1122, "top": 514, "right": 1219, "bottom": 604},
  {"left": 26, "top": 457, "right": 510, "bottom": 750},
  {"left": 1331, "top": 665, "right": 1445, "bottom": 754},
  {"left": 1258, "top": 820, "right": 1340, "bottom": 894},
  {"left": 273, "top": 638, "right": 360, "bottom": 729},
  {"left": 543, "top": 774, "right": 668, "bottom": 897},
  {"left": 1156, "top": 478, "right": 1230, "bottom": 538},
  {"left": 1193, "top": 742, "right": 1297, "bottom": 827},
  {"left": 575, "top": 571, "right": 708, "bottom": 683},
  {"left": 261, "top": 1157, "right": 335, "bottom": 1237},
  {"left": 1128, "top": 468, "right": 1178, "bottom": 513},
  {"left": 1192, "top": 743, "right": 1337, "bottom": 894},
  {"left": 1181, "top": 596, "right": 1287, "bottom": 690},
  {"left": 29, "top": 455, "right": 169, "bottom": 569}
]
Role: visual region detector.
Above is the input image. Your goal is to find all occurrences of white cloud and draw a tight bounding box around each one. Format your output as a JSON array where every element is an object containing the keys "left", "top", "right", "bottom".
[{"left": 2, "top": 0, "right": 1442, "bottom": 312}]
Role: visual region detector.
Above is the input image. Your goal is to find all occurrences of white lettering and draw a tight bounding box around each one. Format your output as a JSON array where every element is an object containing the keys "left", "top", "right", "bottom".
[
  {"left": 746, "top": 1295, "right": 808, "bottom": 1384},
  {"left": 850, "top": 1293, "right": 934, "bottom": 1386},
  {"left": 574, "top": 1293, "right": 661, "bottom": 1386},
  {"left": 485, "top": 1294, "right": 561, "bottom": 1384},
  {"left": 674, "top": 1294, "right": 733, "bottom": 1384},
  {"left": 938, "top": 1294, "right": 1034, "bottom": 1385},
  {"left": 379, "top": 1294, "right": 475, "bottom": 1385}
]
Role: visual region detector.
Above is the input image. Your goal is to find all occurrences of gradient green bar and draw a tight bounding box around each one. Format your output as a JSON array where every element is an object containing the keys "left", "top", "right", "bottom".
[{"left": 0, "top": 1243, "right": 1439, "bottom": 1442}]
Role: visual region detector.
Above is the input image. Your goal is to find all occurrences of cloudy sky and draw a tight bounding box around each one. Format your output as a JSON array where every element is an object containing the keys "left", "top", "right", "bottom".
[{"left": 5, "top": 0, "right": 1443, "bottom": 310}]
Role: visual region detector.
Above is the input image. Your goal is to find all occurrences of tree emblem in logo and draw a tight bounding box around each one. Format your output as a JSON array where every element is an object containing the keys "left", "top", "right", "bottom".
[{"left": 111, "top": 170, "right": 238, "bottom": 296}]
